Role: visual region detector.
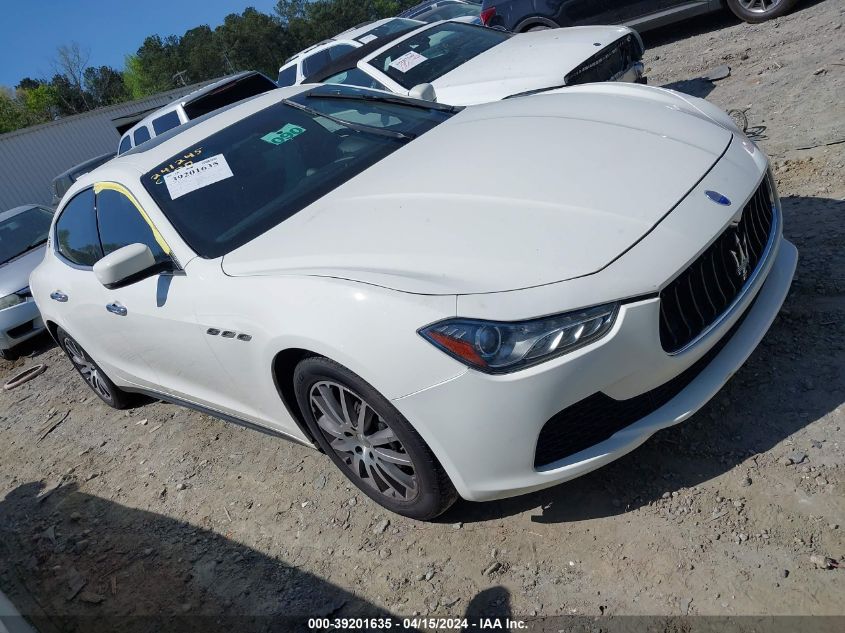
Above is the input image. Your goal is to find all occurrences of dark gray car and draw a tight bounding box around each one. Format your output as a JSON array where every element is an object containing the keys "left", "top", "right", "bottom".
[
  {"left": 480, "top": 0, "right": 800, "bottom": 33},
  {"left": 0, "top": 205, "right": 53, "bottom": 359}
]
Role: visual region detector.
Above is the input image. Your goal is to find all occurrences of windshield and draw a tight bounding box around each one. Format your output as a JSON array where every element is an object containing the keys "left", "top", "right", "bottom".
[
  {"left": 355, "top": 18, "right": 421, "bottom": 43},
  {"left": 0, "top": 206, "right": 53, "bottom": 265},
  {"left": 142, "top": 87, "right": 454, "bottom": 258},
  {"left": 369, "top": 22, "right": 509, "bottom": 89}
]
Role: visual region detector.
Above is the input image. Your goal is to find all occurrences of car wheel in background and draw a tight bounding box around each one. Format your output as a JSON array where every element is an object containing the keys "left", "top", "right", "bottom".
[
  {"left": 726, "top": 0, "right": 799, "bottom": 23},
  {"left": 56, "top": 327, "right": 136, "bottom": 409},
  {"left": 294, "top": 356, "right": 458, "bottom": 520},
  {"left": 525, "top": 24, "right": 551, "bottom": 32},
  {"left": 0, "top": 347, "right": 19, "bottom": 361}
]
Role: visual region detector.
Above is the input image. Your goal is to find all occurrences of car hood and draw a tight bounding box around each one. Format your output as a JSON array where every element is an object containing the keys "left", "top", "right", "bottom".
[
  {"left": 0, "top": 246, "right": 45, "bottom": 296},
  {"left": 432, "top": 26, "right": 637, "bottom": 105},
  {"left": 222, "top": 85, "right": 733, "bottom": 295}
]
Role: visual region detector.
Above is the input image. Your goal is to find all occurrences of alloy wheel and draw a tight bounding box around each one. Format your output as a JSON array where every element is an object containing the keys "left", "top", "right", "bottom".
[
  {"left": 308, "top": 381, "right": 417, "bottom": 501},
  {"left": 64, "top": 337, "right": 113, "bottom": 403},
  {"left": 737, "top": 0, "right": 783, "bottom": 13}
]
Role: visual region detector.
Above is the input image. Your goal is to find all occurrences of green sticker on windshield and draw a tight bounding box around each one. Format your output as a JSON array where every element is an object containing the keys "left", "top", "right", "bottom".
[{"left": 261, "top": 124, "right": 306, "bottom": 145}]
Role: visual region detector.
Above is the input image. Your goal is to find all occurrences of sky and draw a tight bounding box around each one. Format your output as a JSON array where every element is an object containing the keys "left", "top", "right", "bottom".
[{"left": 0, "top": 0, "right": 283, "bottom": 87}]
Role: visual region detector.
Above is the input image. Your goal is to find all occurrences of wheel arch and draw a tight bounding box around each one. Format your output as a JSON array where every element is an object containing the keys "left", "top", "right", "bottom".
[
  {"left": 514, "top": 16, "right": 561, "bottom": 32},
  {"left": 44, "top": 319, "right": 61, "bottom": 345},
  {"left": 271, "top": 347, "right": 319, "bottom": 445}
]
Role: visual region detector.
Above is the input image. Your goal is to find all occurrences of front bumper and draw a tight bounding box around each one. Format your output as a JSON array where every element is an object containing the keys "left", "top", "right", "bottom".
[
  {"left": 393, "top": 237, "right": 796, "bottom": 502},
  {"left": 0, "top": 298, "right": 44, "bottom": 351}
]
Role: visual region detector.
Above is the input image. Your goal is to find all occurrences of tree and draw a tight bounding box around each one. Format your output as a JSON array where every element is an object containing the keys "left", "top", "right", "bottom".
[
  {"left": 215, "top": 8, "right": 289, "bottom": 78},
  {"left": 131, "top": 35, "right": 184, "bottom": 95},
  {"left": 179, "top": 25, "right": 227, "bottom": 83},
  {"left": 84, "top": 66, "right": 128, "bottom": 107},
  {"left": 0, "top": 87, "right": 48, "bottom": 134},
  {"left": 54, "top": 42, "right": 91, "bottom": 112},
  {"left": 21, "top": 83, "right": 59, "bottom": 119}
]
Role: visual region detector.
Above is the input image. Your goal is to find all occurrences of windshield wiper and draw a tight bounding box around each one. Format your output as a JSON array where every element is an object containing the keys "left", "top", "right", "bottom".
[
  {"left": 282, "top": 99, "right": 417, "bottom": 142},
  {"left": 307, "top": 90, "right": 461, "bottom": 114}
]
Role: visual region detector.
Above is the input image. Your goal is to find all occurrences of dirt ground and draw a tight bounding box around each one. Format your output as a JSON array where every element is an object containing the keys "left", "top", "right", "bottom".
[{"left": 1, "top": 0, "right": 843, "bottom": 629}]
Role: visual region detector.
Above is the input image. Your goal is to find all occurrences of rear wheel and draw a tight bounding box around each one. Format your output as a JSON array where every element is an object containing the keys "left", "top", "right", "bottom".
[
  {"left": 294, "top": 357, "right": 457, "bottom": 520},
  {"left": 0, "top": 347, "right": 19, "bottom": 361},
  {"left": 57, "top": 327, "right": 136, "bottom": 409},
  {"left": 726, "top": 0, "right": 798, "bottom": 23}
]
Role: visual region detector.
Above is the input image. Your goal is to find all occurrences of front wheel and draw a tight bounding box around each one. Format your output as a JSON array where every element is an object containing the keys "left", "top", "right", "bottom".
[
  {"left": 725, "top": 0, "right": 798, "bottom": 23},
  {"left": 56, "top": 327, "right": 137, "bottom": 409},
  {"left": 294, "top": 357, "right": 457, "bottom": 520}
]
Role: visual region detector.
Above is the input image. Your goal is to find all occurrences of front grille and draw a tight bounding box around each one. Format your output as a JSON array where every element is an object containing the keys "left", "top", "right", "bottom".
[
  {"left": 534, "top": 294, "right": 755, "bottom": 468},
  {"left": 565, "top": 35, "right": 643, "bottom": 86},
  {"left": 659, "top": 177, "right": 776, "bottom": 354}
]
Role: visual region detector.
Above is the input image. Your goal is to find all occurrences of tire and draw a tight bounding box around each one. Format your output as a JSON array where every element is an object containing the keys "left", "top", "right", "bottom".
[
  {"left": 294, "top": 357, "right": 458, "bottom": 520},
  {"left": 525, "top": 24, "right": 551, "bottom": 32},
  {"left": 56, "top": 327, "right": 136, "bottom": 409},
  {"left": 725, "top": 0, "right": 799, "bottom": 23},
  {"left": 0, "top": 347, "right": 18, "bottom": 361}
]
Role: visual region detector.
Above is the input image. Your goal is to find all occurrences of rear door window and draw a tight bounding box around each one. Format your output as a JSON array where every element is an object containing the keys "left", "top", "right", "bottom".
[
  {"left": 278, "top": 65, "right": 298, "bottom": 87},
  {"left": 152, "top": 111, "right": 182, "bottom": 135},
  {"left": 55, "top": 189, "right": 103, "bottom": 267},
  {"left": 133, "top": 125, "right": 152, "bottom": 146},
  {"left": 302, "top": 49, "right": 333, "bottom": 77}
]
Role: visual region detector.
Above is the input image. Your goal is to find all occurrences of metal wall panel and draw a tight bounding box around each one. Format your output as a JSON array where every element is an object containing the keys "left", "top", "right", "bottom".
[{"left": 0, "top": 86, "right": 197, "bottom": 209}]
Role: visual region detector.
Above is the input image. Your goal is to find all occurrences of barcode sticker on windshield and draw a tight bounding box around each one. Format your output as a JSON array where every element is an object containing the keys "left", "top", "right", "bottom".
[
  {"left": 164, "top": 154, "right": 233, "bottom": 200},
  {"left": 388, "top": 51, "right": 428, "bottom": 73}
]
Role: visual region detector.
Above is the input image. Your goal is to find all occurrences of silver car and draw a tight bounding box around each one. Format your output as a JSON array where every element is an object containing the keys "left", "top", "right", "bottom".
[{"left": 0, "top": 205, "right": 53, "bottom": 360}]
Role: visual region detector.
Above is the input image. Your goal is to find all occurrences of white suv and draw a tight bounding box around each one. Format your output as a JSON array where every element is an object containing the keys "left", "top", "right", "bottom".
[
  {"left": 117, "top": 72, "right": 278, "bottom": 155},
  {"left": 277, "top": 18, "right": 423, "bottom": 86}
]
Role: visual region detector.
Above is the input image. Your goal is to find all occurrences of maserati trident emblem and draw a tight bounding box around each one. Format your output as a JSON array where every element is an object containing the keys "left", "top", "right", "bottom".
[
  {"left": 705, "top": 190, "right": 731, "bottom": 206},
  {"left": 730, "top": 233, "right": 751, "bottom": 282}
]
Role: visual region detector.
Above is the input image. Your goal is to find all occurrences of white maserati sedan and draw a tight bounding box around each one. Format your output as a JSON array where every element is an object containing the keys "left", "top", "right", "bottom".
[
  {"left": 31, "top": 83, "right": 797, "bottom": 519},
  {"left": 295, "top": 20, "right": 645, "bottom": 104}
]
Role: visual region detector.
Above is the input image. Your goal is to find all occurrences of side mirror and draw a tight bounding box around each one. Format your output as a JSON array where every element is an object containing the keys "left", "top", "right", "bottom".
[
  {"left": 93, "top": 243, "right": 161, "bottom": 289},
  {"left": 408, "top": 83, "right": 437, "bottom": 102}
]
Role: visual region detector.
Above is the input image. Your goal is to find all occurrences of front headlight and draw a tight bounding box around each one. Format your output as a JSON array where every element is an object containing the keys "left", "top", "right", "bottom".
[
  {"left": 0, "top": 293, "right": 25, "bottom": 311},
  {"left": 419, "top": 303, "right": 619, "bottom": 374}
]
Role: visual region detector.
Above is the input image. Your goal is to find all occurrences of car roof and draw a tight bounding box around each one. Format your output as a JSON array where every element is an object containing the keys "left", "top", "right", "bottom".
[{"left": 301, "top": 22, "right": 430, "bottom": 84}]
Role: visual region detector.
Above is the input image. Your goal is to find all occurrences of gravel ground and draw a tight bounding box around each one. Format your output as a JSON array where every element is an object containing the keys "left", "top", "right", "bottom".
[{"left": 1, "top": 1, "right": 843, "bottom": 629}]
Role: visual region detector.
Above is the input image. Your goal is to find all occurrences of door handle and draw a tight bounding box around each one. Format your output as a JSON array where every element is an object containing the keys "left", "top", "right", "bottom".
[
  {"left": 106, "top": 302, "right": 127, "bottom": 316},
  {"left": 50, "top": 291, "right": 68, "bottom": 302}
]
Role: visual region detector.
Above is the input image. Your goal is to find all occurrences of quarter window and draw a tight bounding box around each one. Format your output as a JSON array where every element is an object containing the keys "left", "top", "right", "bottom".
[
  {"left": 96, "top": 188, "right": 169, "bottom": 263},
  {"left": 55, "top": 189, "right": 103, "bottom": 266},
  {"left": 118, "top": 135, "right": 132, "bottom": 155}
]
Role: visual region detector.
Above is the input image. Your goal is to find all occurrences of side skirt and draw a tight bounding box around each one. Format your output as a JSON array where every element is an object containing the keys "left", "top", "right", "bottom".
[{"left": 121, "top": 386, "right": 318, "bottom": 449}]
